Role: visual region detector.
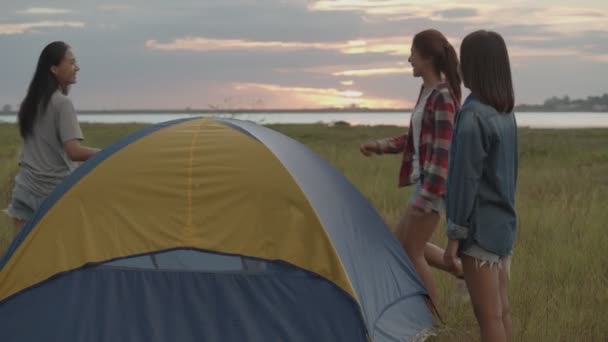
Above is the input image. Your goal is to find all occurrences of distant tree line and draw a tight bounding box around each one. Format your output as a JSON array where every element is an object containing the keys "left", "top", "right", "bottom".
[
  {"left": 515, "top": 93, "right": 608, "bottom": 112},
  {"left": 3, "top": 93, "right": 608, "bottom": 113}
]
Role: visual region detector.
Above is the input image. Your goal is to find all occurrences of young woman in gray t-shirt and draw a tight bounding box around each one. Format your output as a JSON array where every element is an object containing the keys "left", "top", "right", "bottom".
[{"left": 4, "top": 41, "right": 99, "bottom": 233}]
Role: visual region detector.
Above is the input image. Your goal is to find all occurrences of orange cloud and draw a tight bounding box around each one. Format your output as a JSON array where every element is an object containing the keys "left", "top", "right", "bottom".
[
  {"left": 0, "top": 21, "right": 84, "bottom": 35},
  {"left": 340, "top": 90, "right": 363, "bottom": 97},
  {"left": 333, "top": 67, "right": 412, "bottom": 76},
  {"left": 233, "top": 82, "right": 410, "bottom": 108},
  {"left": 310, "top": 0, "right": 417, "bottom": 15},
  {"left": 276, "top": 61, "right": 412, "bottom": 78},
  {"left": 340, "top": 37, "right": 410, "bottom": 55},
  {"left": 145, "top": 36, "right": 409, "bottom": 55},
  {"left": 582, "top": 55, "right": 608, "bottom": 63}
]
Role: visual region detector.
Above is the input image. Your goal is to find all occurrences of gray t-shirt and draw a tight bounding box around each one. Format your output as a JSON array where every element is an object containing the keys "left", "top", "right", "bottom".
[{"left": 15, "top": 90, "right": 84, "bottom": 198}]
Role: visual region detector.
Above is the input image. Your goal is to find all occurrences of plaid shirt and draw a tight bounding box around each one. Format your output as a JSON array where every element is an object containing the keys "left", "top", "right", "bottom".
[{"left": 377, "top": 83, "right": 459, "bottom": 212}]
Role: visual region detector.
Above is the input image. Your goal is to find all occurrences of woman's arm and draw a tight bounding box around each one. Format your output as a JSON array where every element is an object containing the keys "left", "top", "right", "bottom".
[
  {"left": 57, "top": 95, "right": 99, "bottom": 162},
  {"left": 376, "top": 134, "right": 407, "bottom": 154},
  {"left": 445, "top": 110, "right": 486, "bottom": 240},
  {"left": 360, "top": 134, "right": 407, "bottom": 156},
  {"left": 63, "top": 139, "right": 99, "bottom": 162}
]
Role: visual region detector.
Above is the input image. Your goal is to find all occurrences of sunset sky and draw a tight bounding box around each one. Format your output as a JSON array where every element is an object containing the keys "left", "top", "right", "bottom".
[{"left": 1, "top": 0, "right": 606, "bottom": 110}]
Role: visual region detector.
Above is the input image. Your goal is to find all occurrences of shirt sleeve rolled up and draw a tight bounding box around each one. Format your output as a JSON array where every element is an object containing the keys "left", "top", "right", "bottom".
[{"left": 446, "top": 109, "right": 487, "bottom": 240}]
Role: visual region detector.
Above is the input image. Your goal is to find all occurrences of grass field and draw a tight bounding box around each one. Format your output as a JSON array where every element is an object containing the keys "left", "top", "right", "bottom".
[{"left": 1, "top": 121, "right": 607, "bottom": 341}]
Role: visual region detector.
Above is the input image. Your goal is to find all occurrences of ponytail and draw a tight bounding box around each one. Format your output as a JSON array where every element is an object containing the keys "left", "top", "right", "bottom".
[
  {"left": 412, "top": 29, "right": 463, "bottom": 104},
  {"left": 439, "top": 44, "right": 462, "bottom": 103}
]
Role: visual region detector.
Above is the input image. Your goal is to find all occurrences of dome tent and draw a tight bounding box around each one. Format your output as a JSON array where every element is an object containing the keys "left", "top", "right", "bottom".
[{"left": 0, "top": 117, "right": 434, "bottom": 341}]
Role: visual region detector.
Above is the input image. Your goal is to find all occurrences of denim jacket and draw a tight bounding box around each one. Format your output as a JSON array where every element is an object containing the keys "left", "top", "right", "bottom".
[{"left": 445, "top": 95, "right": 518, "bottom": 257}]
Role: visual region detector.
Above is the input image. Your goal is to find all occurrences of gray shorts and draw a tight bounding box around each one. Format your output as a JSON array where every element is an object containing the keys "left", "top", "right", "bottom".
[
  {"left": 3, "top": 183, "right": 46, "bottom": 222},
  {"left": 409, "top": 180, "right": 445, "bottom": 214}
]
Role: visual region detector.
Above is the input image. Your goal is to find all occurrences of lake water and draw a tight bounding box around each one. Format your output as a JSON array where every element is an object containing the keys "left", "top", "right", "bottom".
[{"left": 1, "top": 112, "right": 608, "bottom": 129}]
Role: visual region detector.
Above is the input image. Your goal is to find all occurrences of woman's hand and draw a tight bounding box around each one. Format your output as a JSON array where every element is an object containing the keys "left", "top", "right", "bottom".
[
  {"left": 444, "top": 239, "right": 461, "bottom": 274},
  {"left": 359, "top": 141, "right": 382, "bottom": 156}
]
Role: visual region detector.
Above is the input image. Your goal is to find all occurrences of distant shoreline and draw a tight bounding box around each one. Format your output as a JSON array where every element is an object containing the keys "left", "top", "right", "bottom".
[
  {"left": 3, "top": 93, "right": 605, "bottom": 114},
  {"left": 1, "top": 108, "right": 607, "bottom": 115},
  {"left": 0, "top": 108, "right": 409, "bottom": 115}
]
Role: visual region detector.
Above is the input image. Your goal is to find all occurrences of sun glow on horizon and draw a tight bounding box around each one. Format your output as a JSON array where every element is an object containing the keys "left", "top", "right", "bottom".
[
  {"left": 233, "top": 82, "right": 412, "bottom": 109},
  {"left": 145, "top": 36, "right": 410, "bottom": 56}
]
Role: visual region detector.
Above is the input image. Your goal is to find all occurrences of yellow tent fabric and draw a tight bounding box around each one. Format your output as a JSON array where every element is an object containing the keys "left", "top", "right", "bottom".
[{"left": 0, "top": 119, "right": 355, "bottom": 302}]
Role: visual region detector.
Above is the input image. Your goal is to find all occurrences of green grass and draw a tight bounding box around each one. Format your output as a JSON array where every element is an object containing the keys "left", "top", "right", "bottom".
[{"left": 1, "top": 121, "right": 607, "bottom": 341}]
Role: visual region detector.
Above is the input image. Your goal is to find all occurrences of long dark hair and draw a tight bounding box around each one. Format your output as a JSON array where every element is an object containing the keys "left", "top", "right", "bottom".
[
  {"left": 460, "top": 30, "right": 514, "bottom": 113},
  {"left": 412, "top": 29, "right": 461, "bottom": 103},
  {"left": 18, "top": 41, "right": 70, "bottom": 138}
]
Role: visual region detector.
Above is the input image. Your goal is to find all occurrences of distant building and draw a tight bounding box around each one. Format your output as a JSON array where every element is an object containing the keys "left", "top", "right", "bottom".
[{"left": 592, "top": 104, "right": 608, "bottom": 112}]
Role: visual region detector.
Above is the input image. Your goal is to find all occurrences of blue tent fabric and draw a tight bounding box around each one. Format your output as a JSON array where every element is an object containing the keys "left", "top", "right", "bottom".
[
  {"left": 0, "top": 265, "right": 368, "bottom": 342},
  {"left": 215, "top": 119, "right": 434, "bottom": 339},
  {"left": 103, "top": 249, "right": 245, "bottom": 271},
  {"left": 0, "top": 118, "right": 435, "bottom": 341}
]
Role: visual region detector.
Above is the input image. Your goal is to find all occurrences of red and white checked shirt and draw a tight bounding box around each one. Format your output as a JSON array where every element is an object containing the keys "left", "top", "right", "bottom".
[{"left": 377, "top": 82, "right": 460, "bottom": 212}]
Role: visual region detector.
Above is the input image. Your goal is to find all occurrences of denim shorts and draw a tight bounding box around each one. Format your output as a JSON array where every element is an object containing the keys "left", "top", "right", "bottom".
[
  {"left": 460, "top": 243, "right": 512, "bottom": 278},
  {"left": 409, "top": 180, "right": 445, "bottom": 214},
  {"left": 3, "top": 183, "right": 46, "bottom": 222}
]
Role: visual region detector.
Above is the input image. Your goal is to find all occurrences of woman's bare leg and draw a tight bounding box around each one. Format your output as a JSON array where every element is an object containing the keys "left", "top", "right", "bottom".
[
  {"left": 499, "top": 257, "right": 512, "bottom": 342},
  {"left": 395, "top": 208, "right": 463, "bottom": 277},
  {"left": 462, "top": 255, "right": 507, "bottom": 342},
  {"left": 395, "top": 205, "right": 441, "bottom": 308}
]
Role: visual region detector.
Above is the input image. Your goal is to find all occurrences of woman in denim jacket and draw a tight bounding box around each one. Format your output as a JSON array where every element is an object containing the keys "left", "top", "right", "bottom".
[
  {"left": 443, "top": 30, "right": 518, "bottom": 342},
  {"left": 360, "top": 29, "right": 462, "bottom": 311}
]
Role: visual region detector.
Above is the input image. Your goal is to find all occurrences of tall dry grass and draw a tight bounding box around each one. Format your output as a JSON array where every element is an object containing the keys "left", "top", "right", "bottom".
[{"left": 1, "top": 121, "right": 606, "bottom": 341}]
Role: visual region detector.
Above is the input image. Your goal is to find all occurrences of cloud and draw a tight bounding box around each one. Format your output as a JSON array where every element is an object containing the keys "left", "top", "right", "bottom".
[
  {"left": 97, "top": 23, "right": 120, "bottom": 31},
  {"left": 309, "top": 0, "right": 418, "bottom": 15},
  {"left": 16, "top": 7, "right": 73, "bottom": 15},
  {"left": 516, "top": 7, "right": 607, "bottom": 34},
  {"left": 98, "top": 5, "right": 133, "bottom": 12},
  {"left": 233, "top": 82, "right": 408, "bottom": 108},
  {"left": 582, "top": 55, "right": 608, "bottom": 63},
  {"left": 505, "top": 30, "right": 608, "bottom": 62},
  {"left": 508, "top": 35, "right": 556, "bottom": 42},
  {"left": 433, "top": 8, "right": 478, "bottom": 18},
  {"left": 1, "top": 0, "right": 606, "bottom": 109},
  {"left": 332, "top": 67, "right": 412, "bottom": 77},
  {"left": 508, "top": 46, "right": 579, "bottom": 58},
  {"left": 146, "top": 36, "right": 410, "bottom": 55},
  {"left": 310, "top": 1, "right": 607, "bottom": 35},
  {"left": 0, "top": 21, "right": 85, "bottom": 35},
  {"left": 275, "top": 61, "right": 412, "bottom": 78},
  {"left": 341, "top": 90, "right": 363, "bottom": 97}
]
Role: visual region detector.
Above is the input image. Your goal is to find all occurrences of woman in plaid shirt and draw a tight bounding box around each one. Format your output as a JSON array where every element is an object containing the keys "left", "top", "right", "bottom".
[{"left": 360, "top": 29, "right": 462, "bottom": 311}]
